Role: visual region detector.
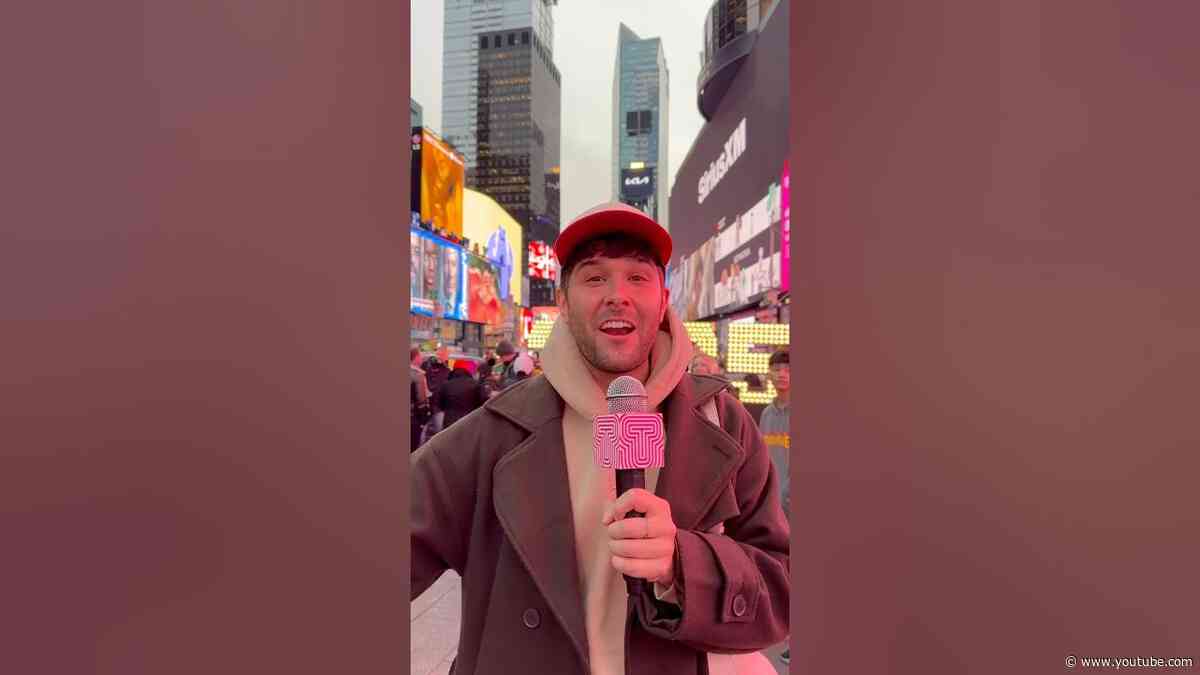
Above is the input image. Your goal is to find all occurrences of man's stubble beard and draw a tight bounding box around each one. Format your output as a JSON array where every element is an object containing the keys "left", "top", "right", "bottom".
[{"left": 564, "top": 297, "right": 660, "bottom": 375}]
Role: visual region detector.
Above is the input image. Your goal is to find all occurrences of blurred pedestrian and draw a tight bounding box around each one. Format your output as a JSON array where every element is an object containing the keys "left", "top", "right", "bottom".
[
  {"left": 689, "top": 352, "right": 721, "bottom": 376},
  {"left": 740, "top": 373, "right": 768, "bottom": 425},
  {"left": 410, "top": 346, "right": 432, "bottom": 452},
  {"left": 423, "top": 345, "right": 452, "bottom": 397},
  {"left": 432, "top": 359, "right": 488, "bottom": 431},
  {"left": 492, "top": 340, "right": 522, "bottom": 391}
]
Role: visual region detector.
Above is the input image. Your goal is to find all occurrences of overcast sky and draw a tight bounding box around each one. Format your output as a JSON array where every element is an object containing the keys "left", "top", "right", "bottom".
[{"left": 410, "top": 1, "right": 711, "bottom": 224}]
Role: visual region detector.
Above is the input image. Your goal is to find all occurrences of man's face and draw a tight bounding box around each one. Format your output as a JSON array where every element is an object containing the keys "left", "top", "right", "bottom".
[
  {"left": 768, "top": 362, "right": 790, "bottom": 393},
  {"left": 557, "top": 254, "right": 667, "bottom": 375}
]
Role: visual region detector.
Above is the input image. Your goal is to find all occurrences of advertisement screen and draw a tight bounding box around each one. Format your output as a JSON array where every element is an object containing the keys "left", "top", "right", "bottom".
[
  {"left": 462, "top": 188, "right": 523, "bottom": 305},
  {"left": 713, "top": 180, "right": 783, "bottom": 313},
  {"left": 668, "top": 0, "right": 788, "bottom": 272},
  {"left": 528, "top": 240, "right": 558, "bottom": 280},
  {"left": 780, "top": 161, "right": 790, "bottom": 292},
  {"left": 683, "top": 238, "right": 715, "bottom": 321},
  {"left": 417, "top": 128, "right": 465, "bottom": 237},
  {"left": 411, "top": 228, "right": 465, "bottom": 319},
  {"left": 466, "top": 254, "right": 504, "bottom": 327},
  {"left": 620, "top": 167, "right": 656, "bottom": 202}
]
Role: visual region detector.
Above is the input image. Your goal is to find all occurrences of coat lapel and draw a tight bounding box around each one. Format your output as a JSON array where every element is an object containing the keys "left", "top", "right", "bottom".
[
  {"left": 654, "top": 375, "right": 745, "bottom": 531},
  {"left": 488, "top": 378, "right": 591, "bottom": 669}
]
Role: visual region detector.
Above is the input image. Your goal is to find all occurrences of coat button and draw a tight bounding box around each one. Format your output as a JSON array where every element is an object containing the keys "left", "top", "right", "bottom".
[
  {"left": 522, "top": 608, "right": 541, "bottom": 629},
  {"left": 732, "top": 594, "right": 748, "bottom": 617}
]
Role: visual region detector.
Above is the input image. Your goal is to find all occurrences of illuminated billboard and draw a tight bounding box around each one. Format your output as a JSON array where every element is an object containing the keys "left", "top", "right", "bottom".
[
  {"left": 528, "top": 240, "right": 559, "bottom": 281},
  {"left": 668, "top": 0, "right": 788, "bottom": 318},
  {"left": 410, "top": 227, "right": 465, "bottom": 319},
  {"left": 462, "top": 188, "right": 522, "bottom": 305},
  {"left": 412, "top": 127, "right": 465, "bottom": 237},
  {"left": 465, "top": 254, "right": 504, "bottom": 327}
]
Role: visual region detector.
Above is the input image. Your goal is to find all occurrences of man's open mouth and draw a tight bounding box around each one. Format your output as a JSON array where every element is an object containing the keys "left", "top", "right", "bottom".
[{"left": 599, "top": 319, "right": 635, "bottom": 336}]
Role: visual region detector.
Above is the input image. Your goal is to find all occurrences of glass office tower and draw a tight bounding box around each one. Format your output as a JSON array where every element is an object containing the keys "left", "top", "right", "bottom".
[{"left": 612, "top": 23, "right": 669, "bottom": 231}]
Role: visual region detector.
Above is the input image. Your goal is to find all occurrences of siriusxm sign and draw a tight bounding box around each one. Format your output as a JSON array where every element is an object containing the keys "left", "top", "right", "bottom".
[{"left": 697, "top": 118, "right": 747, "bottom": 205}]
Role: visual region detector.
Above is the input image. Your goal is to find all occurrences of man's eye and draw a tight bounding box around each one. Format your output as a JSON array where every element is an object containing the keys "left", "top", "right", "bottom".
[
  {"left": 586, "top": 276, "right": 605, "bottom": 283},
  {"left": 630, "top": 275, "right": 648, "bottom": 282}
]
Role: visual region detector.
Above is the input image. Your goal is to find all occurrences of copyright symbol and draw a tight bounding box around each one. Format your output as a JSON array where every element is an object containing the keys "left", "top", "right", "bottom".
[{"left": 1065, "top": 655, "right": 1077, "bottom": 668}]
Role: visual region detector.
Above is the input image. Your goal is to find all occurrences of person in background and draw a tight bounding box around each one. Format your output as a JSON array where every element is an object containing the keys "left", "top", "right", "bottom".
[
  {"left": 477, "top": 356, "right": 494, "bottom": 384},
  {"left": 759, "top": 346, "right": 791, "bottom": 665},
  {"left": 492, "top": 340, "right": 521, "bottom": 391},
  {"left": 509, "top": 352, "right": 535, "bottom": 386},
  {"left": 422, "top": 345, "right": 451, "bottom": 398},
  {"left": 432, "top": 359, "right": 488, "bottom": 431},
  {"left": 739, "top": 373, "right": 768, "bottom": 426},
  {"left": 410, "top": 346, "right": 432, "bottom": 452},
  {"left": 689, "top": 352, "right": 721, "bottom": 376}
]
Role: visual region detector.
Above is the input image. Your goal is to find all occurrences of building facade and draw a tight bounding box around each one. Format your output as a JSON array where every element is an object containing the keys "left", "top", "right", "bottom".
[
  {"left": 612, "top": 24, "right": 669, "bottom": 231},
  {"left": 474, "top": 26, "right": 561, "bottom": 250},
  {"left": 441, "top": 0, "right": 557, "bottom": 174}
]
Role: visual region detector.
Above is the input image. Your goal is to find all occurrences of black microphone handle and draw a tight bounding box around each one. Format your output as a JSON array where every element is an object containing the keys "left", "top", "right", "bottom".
[{"left": 615, "top": 468, "right": 647, "bottom": 598}]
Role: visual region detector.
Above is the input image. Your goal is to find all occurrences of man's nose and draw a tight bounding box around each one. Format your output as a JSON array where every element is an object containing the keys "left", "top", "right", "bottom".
[{"left": 603, "top": 280, "right": 635, "bottom": 305}]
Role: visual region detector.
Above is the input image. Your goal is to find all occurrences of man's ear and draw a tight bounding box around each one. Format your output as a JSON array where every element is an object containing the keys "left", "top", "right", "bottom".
[
  {"left": 555, "top": 285, "right": 566, "bottom": 310},
  {"left": 659, "top": 287, "right": 669, "bottom": 323}
]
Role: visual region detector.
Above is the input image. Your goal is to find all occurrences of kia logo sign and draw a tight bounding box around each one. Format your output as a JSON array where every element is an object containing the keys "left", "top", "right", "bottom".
[{"left": 624, "top": 176, "right": 650, "bottom": 186}]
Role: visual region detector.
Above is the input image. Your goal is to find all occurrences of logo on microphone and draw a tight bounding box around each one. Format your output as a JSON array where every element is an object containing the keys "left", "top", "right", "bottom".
[{"left": 593, "top": 413, "right": 665, "bottom": 470}]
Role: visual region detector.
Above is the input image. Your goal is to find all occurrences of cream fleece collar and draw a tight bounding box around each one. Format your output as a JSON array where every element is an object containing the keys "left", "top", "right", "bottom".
[{"left": 541, "top": 306, "right": 694, "bottom": 417}]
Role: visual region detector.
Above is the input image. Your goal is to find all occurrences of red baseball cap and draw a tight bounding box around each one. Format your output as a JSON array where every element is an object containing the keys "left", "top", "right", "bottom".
[{"left": 553, "top": 202, "right": 672, "bottom": 269}]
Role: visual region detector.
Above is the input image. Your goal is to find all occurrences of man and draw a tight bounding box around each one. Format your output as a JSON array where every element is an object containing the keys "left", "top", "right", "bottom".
[
  {"left": 411, "top": 202, "right": 788, "bottom": 674},
  {"left": 688, "top": 352, "right": 721, "bottom": 377},
  {"left": 422, "top": 345, "right": 451, "bottom": 398},
  {"left": 491, "top": 339, "right": 521, "bottom": 391},
  {"left": 410, "top": 346, "right": 431, "bottom": 452},
  {"left": 432, "top": 360, "right": 488, "bottom": 430},
  {"left": 759, "top": 346, "right": 791, "bottom": 665}
]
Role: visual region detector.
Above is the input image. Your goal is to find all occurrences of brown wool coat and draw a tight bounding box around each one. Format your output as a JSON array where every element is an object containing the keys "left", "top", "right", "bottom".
[{"left": 410, "top": 373, "right": 790, "bottom": 674}]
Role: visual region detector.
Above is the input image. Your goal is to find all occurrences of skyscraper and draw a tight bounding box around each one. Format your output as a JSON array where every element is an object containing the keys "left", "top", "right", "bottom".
[
  {"left": 612, "top": 23, "right": 669, "bottom": 231},
  {"left": 411, "top": 98, "right": 423, "bottom": 129},
  {"left": 441, "top": 0, "right": 561, "bottom": 251}
]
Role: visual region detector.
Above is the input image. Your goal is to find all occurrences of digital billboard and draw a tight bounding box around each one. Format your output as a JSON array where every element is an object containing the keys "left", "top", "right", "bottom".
[
  {"left": 412, "top": 127, "right": 465, "bottom": 237},
  {"left": 462, "top": 188, "right": 522, "bottom": 305},
  {"left": 620, "top": 167, "right": 656, "bottom": 202},
  {"left": 712, "top": 178, "right": 783, "bottom": 313},
  {"left": 410, "top": 227, "right": 465, "bottom": 320},
  {"left": 668, "top": 0, "right": 788, "bottom": 317},
  {"left": 465, "top": 253, "right": 504, "bottom": 327},
  {"left": 528, "top": 240, "right": 558, "bottom": 281}
]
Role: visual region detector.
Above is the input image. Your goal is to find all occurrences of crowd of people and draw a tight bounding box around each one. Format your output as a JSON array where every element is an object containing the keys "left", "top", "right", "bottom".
[{"left": 410, "top": 340, "right": 542, "bottom": 449}]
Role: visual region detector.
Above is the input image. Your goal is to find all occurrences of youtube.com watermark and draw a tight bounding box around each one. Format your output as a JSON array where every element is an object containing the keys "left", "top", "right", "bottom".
[{"left": 1065, "top": 654, "right": 1194, "bottom": 670}]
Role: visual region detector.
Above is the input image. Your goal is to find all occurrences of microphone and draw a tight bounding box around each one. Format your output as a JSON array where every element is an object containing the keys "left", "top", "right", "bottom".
[{"left": 596, "top": 375, "right": 666, "bottom": 598}]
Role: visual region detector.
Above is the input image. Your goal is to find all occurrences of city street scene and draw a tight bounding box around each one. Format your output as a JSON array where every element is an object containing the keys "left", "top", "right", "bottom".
[{"left": 410, "top": 1, "right": 791, "bottom": 672}]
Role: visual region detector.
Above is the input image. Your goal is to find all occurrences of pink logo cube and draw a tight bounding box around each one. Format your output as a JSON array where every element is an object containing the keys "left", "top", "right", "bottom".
[{"left": 592, "top": 413, "right": 666, "bottom": 470}]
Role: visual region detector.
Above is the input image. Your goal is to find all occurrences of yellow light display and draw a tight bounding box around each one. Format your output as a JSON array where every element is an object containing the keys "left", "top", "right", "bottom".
[
  {"left": 526, "top": 319, "right": 555, "bottom": 350},
  {"left": 729, "top": 381, "right": 778, "bottom": 405},
  {"left": 683, "top": 322, "right": 719, "bottom": 358},
  {"left": 726, "top": 322, "right": 790, "bottom": 375}
]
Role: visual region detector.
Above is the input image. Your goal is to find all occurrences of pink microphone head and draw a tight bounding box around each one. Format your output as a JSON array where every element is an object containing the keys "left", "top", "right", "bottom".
[{"left": 596, "top": 376, "right": 664, "bottom": 470}]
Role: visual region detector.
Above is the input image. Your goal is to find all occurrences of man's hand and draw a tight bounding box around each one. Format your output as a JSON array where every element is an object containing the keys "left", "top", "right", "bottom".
[{"left": 602, "top": 488, "right": 678, "bottom": 588}]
